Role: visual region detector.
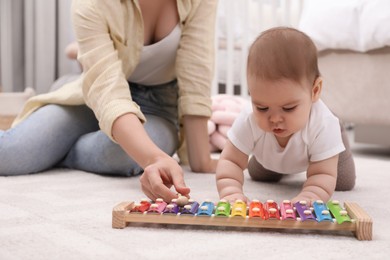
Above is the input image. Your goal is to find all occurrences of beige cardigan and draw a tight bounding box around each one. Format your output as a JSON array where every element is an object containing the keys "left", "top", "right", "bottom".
[{"left": 14, "top": 0, "right": 217, "bottom": 141}]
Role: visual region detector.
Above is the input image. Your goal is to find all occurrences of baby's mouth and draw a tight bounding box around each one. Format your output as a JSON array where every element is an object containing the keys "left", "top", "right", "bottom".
[{"left": 273, "top": 128, "right": 285, "bottom": 134}]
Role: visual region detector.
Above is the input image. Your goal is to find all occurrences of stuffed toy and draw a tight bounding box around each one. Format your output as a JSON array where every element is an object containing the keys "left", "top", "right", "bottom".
[{"left": 209, "top": 94, "right": 249, "bottom": 152}]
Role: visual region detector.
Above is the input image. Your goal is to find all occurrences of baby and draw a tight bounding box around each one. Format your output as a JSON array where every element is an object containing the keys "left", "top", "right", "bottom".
[{"left": 216, "top": 27, "right": 355, "bottom": 205}]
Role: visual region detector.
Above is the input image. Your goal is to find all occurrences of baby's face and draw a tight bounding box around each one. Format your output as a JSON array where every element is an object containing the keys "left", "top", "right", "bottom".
[{"left": 248, "top": 77, "right": 315, "bottom": 146}]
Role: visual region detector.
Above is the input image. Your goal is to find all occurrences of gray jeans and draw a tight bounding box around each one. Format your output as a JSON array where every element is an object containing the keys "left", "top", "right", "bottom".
[{"left": 0, "top": 80, "right": 179, "bottom": 176}]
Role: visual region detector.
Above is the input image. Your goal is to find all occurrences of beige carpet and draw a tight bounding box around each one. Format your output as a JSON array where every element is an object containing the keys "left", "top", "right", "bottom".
[{"left": 1, "top": 131, "right": 389, "bottom": 259}]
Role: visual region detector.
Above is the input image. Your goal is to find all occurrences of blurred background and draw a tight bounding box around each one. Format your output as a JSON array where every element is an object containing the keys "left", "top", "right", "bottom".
[{"left": 1, "top": 0, "right": 390, "bottom": 146}]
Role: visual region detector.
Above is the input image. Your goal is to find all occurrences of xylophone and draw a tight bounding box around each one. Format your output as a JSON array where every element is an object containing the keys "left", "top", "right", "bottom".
[{"left": 112, "top": 198, "right": 373, "bottom": 241}]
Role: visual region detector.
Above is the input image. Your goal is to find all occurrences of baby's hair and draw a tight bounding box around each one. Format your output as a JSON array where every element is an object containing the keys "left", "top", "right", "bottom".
[{"left": 247, "top": 27, "right": 320, "bottom": 85}]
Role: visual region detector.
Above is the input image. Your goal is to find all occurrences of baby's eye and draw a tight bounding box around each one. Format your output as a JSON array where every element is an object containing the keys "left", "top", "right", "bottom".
[
  {"left": 283, "top": 106, "right": 297, "bottom": 112},
  {"left": 256, "top": 107, "right": 268, "bottom": 112}
]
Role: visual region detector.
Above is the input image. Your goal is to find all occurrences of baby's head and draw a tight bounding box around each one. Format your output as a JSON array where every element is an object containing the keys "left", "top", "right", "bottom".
[
  {"left": 246, "top": 27, "right": 323, "bottom": 145},
  {"left": 247, "top": 26, "right": 320, "bottom": 86}
]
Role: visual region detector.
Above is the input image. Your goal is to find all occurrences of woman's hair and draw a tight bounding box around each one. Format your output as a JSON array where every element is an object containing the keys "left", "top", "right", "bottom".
[{"left": 247, "top": 27, "right": 320, "bottom": 85}]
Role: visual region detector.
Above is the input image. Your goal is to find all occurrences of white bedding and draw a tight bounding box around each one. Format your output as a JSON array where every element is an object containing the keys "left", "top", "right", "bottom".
[
  {"left": 298, "top": 0, "right": 390, "bottom": 52},
  {"left": 215, "top": 0, "right": 390, "bottom": 87}
]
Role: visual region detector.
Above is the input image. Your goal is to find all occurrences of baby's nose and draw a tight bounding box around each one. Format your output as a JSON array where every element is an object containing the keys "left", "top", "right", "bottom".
[{"left": 269, "top": 113, "right": 282, "bottom": 123}]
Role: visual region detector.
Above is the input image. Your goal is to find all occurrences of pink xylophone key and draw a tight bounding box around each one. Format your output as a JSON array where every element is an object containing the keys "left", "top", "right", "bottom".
[
  {"left": 147, "top": 198, "right": 167, "bottom": 214},
  {"left": 280, "top": 200, "right": 296, "bottom": 220}
]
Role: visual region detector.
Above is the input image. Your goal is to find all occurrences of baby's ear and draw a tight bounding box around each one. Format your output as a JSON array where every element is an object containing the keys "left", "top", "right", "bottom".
[{"left": 311, "top": 77, "right": 323, "bottom": 102}]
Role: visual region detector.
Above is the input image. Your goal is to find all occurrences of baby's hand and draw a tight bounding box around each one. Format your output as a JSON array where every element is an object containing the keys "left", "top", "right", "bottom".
[
  {"left": 291, "top": 196, "right": 318, "bottom": 207},
  {"left": 221, "top": 193, "right": 248, "bottom": 204}
]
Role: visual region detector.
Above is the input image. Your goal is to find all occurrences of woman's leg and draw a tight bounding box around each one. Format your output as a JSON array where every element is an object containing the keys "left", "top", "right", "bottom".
[
  {"left": 336, "top": 123, "right": 356, "bottom": 191},
  {"left": 0, "top": 104, "right": 98, "bottom": 176},
  {"left": 59, "top": 114, "right": 178, "bottom": 176},
  {"left": 59, "top": 81, "right": 179, "bottom": 176},
  {"left": 247, "top": 156, "right": 284, "bottom": 182}
]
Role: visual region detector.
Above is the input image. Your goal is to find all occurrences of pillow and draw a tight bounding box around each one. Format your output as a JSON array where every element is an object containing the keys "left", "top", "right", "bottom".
[{"left": 298, "top": 0, "right": 390, "bottom": 52}]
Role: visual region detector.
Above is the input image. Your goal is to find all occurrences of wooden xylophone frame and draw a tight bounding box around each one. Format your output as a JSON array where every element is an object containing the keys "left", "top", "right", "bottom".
[{"left": 112, "top": 201, "right": 373, "bottom": 241}]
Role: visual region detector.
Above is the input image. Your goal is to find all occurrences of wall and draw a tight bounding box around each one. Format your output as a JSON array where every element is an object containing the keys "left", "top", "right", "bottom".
[{"left": 0, "top": 0, "right": 80, "bottom": 94}]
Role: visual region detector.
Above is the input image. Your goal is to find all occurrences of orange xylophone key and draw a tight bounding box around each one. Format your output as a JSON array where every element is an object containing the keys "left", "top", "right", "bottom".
[{"left": 249, "top": 199, "right": 265, "bottom": 218}]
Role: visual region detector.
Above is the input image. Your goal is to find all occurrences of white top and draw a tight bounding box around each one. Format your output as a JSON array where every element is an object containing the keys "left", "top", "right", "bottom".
[
  {"left": 129, "top": 24, "right": 181, "bottom": 85},
  {"left": 227, "top": 100, "right": 345, "bottom": 174}
]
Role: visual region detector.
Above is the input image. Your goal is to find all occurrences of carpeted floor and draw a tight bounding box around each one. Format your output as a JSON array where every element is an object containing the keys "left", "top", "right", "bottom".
[{"left": 1, "top": 130, "right": 389, "bottom": 259}]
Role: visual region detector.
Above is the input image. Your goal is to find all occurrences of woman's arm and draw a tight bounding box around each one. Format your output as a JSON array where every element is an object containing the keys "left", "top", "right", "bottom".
[
  {"left": 183, "top": 115, "right": 217, "bottom": 173},
  {"left": 112, "top": 113, "right": 190, "bottom": 201},
  {"left": 175, "top": 1, "right": 219, "bottom": 172},
  {"left": 292, "top": 155, "right": 338, "bottom": 205}
]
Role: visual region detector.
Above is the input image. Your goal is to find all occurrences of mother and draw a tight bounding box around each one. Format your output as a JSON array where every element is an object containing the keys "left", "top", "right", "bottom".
[{"left": 0, "top": 0, "right": 218, "bottom": 202}]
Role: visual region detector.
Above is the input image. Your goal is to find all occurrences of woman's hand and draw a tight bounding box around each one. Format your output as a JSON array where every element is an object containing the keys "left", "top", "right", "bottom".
[
  {"left": 113, "top": 113, "right": 190, "bottom": 202},
  {"left": 139, "top": 155, "right": 190, "bottom": 202}
]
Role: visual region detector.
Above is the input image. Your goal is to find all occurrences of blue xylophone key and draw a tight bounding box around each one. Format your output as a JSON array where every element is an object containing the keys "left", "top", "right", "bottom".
[
  {"left": 197, "top": 199, "right": 214, "bottom": 216},
  {"left": 312, "top": 200, "right": 333, "bottom": 222}
]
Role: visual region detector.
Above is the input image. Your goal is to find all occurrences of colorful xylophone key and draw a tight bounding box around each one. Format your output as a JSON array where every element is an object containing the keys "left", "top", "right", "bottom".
[
  {"left": 231, "top": 200, "right": 247, "bottom": 218},
  {"left": 294, "top": 201, "right": 316, "bottom": 221},
  {"left": 264, "top": 200, "right": 280, "bottom": 220},
  {"left": 313, "top": 200, "right": 333, "bottom": 222},
  {"left": 197, "top": 199, "right": 214, "bottom": 216},
  {"left": 130, "top": 198, "right": 151, "bottom": 213},
  {"left": 280, "top": 200, "right": 296, "bottom": 220},
  {"left": 327, "top": 200, "right": 352, "bottom": 224},
  {"left": 249, "top": 199, "right": 265, "bottom": 218},
  {"left": 163, "top": 201, "right": 180, "bottom": 214},
  {"left": 215, "top": 199, "right": 231, "bottom": 217},
  {"left": 180, "top": 200, "right": 199, "bottom": 215},
  {"left": 147, "top": 198, "right": 167, "bottom": 214}
]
